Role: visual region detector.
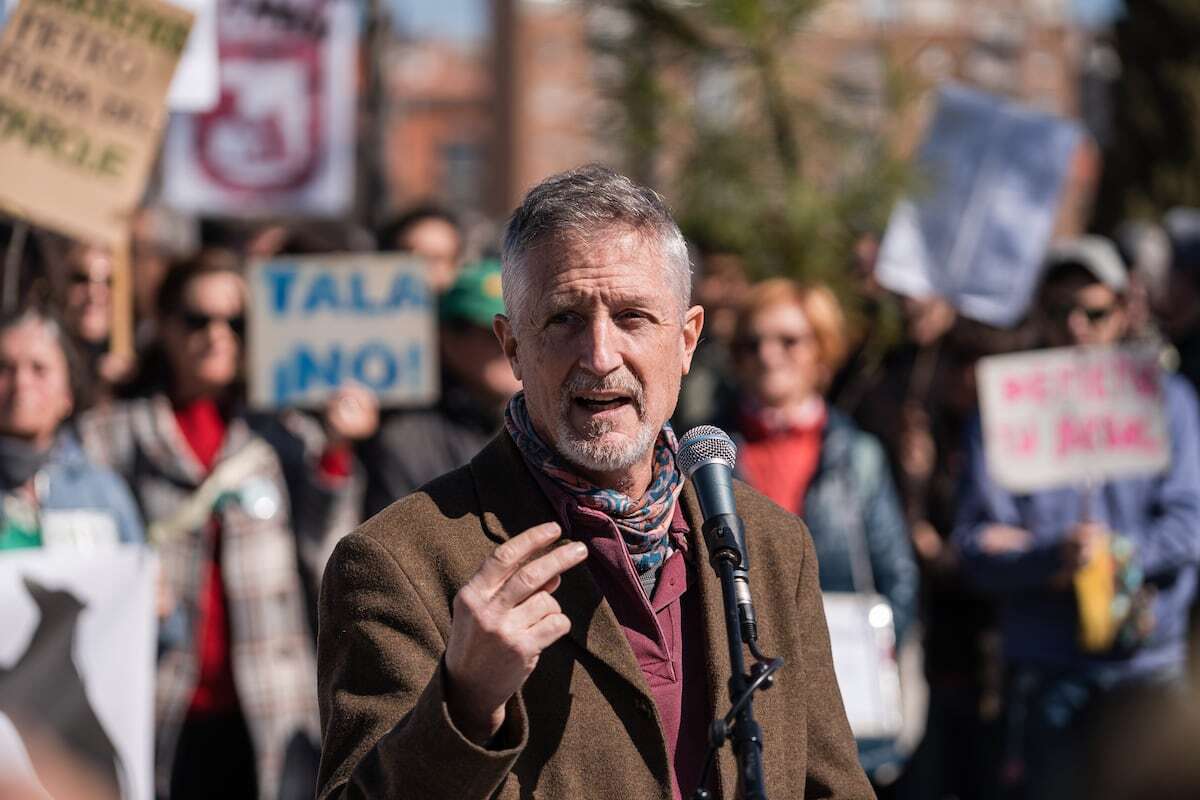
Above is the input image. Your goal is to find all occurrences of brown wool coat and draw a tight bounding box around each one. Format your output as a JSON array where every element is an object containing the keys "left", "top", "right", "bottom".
[{"left": 317, "top": 432, "right": 874, "bottom": 800}]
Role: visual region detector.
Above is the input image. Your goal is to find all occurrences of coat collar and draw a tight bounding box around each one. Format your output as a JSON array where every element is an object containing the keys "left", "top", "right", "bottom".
[
  {"left": 469, "top": 430, "right": 733, "bottom": 798},
  {"left": 129, "top": 394, "right": 256, "bottom": 486}
]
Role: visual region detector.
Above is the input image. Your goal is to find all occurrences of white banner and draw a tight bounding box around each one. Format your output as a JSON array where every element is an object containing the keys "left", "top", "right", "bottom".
[
  {"left": 247, "top": 253, "right": 439, "bottom": 409},
  {"left": 0, "top": 546, "right": 157, "bottom": 800},
  {"left": 166, "top": 0, "right": 219, "bottom": 113},
  {"left": 160, "top": 0, "right": 357, "bottom": 216},
  {"left": 976, "top": 345, "right": 1170, "bottom": 493},
  {"left": 876, "top": 85, "right": 1082, "bottom": 327}
]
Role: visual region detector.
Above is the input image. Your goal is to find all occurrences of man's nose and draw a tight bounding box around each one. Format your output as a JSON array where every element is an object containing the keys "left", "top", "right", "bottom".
[{"left": 578, "top": 319, "right": 622, "bottom": 375}]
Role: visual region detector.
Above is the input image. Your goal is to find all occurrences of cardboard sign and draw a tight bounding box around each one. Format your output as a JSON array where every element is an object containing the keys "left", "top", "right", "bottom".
[
  {"left": 876, "top": 85, "right": 1082, "bottom": 327},
  {"left": 0, "top": 546, "right": 157, "bottom": 800},
  {"left": 0, "top": 0, "right": 193, "bottom": 245},
  {"left": 976, "top": 345, "right": 1170, "bottom": 493},
  {"left": 160, "top": 0, "right": 356, "bottom": 217},
  {"left": 247, "top": 254, "right": 438, "bottom": 409}
]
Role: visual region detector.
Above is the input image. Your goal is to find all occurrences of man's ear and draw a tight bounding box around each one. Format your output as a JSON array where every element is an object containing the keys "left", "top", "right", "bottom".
[
  {"left": 493, "top": 314, "right": 522, "bottom": 380},
  {"left": 680, "top": 305, "right": 705, "bottom": 376}
]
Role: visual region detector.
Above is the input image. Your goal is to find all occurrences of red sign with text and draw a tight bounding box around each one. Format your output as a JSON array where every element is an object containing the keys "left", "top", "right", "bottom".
[{"left": 976, "top": 345, "right": 1170, "bottom": 492}]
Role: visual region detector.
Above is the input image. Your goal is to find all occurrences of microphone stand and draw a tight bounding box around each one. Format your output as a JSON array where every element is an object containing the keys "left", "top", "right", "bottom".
[{"left": 691, "top": 516, "right": 784, "bottom": 800}]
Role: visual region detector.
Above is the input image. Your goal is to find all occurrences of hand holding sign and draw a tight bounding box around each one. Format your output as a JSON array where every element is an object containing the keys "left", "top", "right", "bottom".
[{"left": 322, "top": 384, "right": 379, "bottom": 445}]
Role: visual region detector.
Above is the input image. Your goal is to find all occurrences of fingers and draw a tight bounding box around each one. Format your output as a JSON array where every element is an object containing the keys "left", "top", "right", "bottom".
[
  {"left": 509, "top": 589, "right": 562, "bottom": 630},
  {"left": 525, "top": 611, "right": 572, "bottom": 652},
  {"left": 493, "top": 540, "right": 588, "bottom": 609},
  {"left": 474, "top": 522, "right": 564, "bottom": 590}
]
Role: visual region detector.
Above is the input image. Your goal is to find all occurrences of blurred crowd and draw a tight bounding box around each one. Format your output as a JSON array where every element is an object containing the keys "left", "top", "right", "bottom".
[{"left": 4, "top": 198, "right": 1200, "bottom": 800}]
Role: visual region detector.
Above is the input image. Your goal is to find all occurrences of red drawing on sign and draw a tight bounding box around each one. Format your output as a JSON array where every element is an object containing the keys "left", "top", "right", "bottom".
[
  {"left": 1003, "top": 372, "right": 1046, "bottom": 404},
  {"left": 193, "top": 41, "right": 324, "bottom": 193},
  {"left": 1000, "top": 423, "right": 1039, "bottom": 457},
  {"left": 1056, "top": 414, "right": 1161, "bottom": 457}
]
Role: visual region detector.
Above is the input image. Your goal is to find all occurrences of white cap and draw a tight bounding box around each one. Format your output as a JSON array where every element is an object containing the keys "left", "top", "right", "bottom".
[{"left": 1045, "top": 236, "right": 1128, "bottom": 293}]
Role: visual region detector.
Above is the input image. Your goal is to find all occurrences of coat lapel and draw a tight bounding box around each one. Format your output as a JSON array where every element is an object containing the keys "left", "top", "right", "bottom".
[
  {"left": 468, "top": 433, "right": 654, "bottom": 701},
  {"left": 131, "top": 395, "right": 207, "bottom": 486}
]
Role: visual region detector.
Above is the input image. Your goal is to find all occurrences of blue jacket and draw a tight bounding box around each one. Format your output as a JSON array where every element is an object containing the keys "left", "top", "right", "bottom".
[
  {"left": 26, "top": 431, "right": 145, "bottom": 546},
  {"left": 729, "top": 409, "right": 919, "bottom": 642},
  {"left": 952, "top": 373, "right": 1200, "bottom": 678}
]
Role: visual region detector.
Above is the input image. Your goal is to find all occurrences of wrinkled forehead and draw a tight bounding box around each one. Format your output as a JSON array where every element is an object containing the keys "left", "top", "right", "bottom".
[{"left": 526, "top": 231, "right": 674, "bottom": 298}]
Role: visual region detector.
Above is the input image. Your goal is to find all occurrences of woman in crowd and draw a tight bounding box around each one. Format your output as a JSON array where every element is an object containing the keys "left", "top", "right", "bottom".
[
  {"left": 78, "top": 251, "right": 364, "bottom": 800},
  {"left": 718, "top": 278, "right": 919, "bottom": 783},
  {"left": 0, "top": 306, "right": 142, "bottom": 551},
  {"left": 52, "top": 240, "right": 135, "bottom": 405}
]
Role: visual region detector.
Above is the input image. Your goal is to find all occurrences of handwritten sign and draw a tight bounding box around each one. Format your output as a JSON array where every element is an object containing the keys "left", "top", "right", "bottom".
[
  {"left": 0, "top": 546, "right": 157, "bottom": 800},
  {"left": 247, "top": 254, "right": 438, "bottom": 410},
  {"left": 0, "top": 0, "right": 192, "bottom": 245},
  {"left": 876, "top": 85, "right": 1082, "bottom": 326},
  {"left": 976, "top": 345, "right": 1170, "bottom": 493}
]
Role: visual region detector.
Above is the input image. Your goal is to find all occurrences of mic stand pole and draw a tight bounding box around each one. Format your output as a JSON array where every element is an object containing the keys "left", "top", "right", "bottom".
[{"left": 691, "top": 517, "right": 783, "bottom": 800}]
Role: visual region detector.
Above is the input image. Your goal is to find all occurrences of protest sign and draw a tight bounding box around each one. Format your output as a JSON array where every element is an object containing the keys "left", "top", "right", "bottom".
[
  {"left": 247, "top": 254, "right": 438, "bottom": 409},
  {"left": 0, "top": 0, "right": 193, "bottom": 246},
  {"left": 160, "top": 0, "right": 356, "bottom": 217},
  {"left": 165, "top": 0, "right": 217, "bottom": 112},
  {"left": 876, "top": 85, "right": 1083, "bottom": 327},
  {"left": 976, "top": 345, "right": 1169, "bottom": 493},
  {"left": 0, "top": 545, "right": 157, "bottom": 800}
]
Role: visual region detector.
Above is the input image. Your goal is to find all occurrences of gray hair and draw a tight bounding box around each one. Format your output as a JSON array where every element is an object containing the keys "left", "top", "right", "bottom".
[{"left": 500, "top": 165, "right": 692, "bottom": 326}]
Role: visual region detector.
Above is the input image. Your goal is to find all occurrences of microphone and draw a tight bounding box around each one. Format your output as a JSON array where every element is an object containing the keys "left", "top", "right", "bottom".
[{"left": 678, "top": 426, "right": 758, "bottom": 643}]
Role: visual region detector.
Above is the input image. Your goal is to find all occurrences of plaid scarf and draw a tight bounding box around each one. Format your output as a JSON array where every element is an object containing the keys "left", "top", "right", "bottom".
[{"left": 505, "top": 392, "right": 683, "bottom": 576}]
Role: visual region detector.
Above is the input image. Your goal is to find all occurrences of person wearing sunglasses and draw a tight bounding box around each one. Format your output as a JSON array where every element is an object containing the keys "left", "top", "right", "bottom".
[
  {"left": 1036, "top": 236, "right": 1132, "bottom": 349},
  {"left": 953, "top": 236, "right": 1200, "bottom": 800},
  {"left": 717, "top": 278, "right": 918, "bottom": 786},
  {"left": 53, "top": 240, "right": 136, "bottom": 406},
  {"left": 76, "top": 251, "right": 369, "bottom": 800}
]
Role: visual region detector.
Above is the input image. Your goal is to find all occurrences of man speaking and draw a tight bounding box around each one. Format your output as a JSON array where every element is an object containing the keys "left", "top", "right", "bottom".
[{"left": 316, "top": 166, "right": 872, "bottom": 799}]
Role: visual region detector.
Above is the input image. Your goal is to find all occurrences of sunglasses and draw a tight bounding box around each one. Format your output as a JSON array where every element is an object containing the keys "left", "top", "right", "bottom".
[
  {"left": 180, "top": 310, "right": 246, "bottom": 337},
  {"left": 732, "top": 333, "right": 813, "bottom": 358},
  {"left": 1047, "top": 303, "right": 1117, "bottom": 326}
]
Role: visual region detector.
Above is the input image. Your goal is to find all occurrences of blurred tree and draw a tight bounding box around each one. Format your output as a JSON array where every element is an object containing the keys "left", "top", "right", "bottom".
[
  {"left": 1094, "top": 0, "right": 1200, "bottom": 230},
  {"left": 588, "top": 0, "right": 916, "bottom": 290}
]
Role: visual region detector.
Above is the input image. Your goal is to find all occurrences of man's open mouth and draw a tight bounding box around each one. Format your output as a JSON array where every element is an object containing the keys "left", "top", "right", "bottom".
[{"left": 573, "top": 394, "right": 633, "bottom": 412}]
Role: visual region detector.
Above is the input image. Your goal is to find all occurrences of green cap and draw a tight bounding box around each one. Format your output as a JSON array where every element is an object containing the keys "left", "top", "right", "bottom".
[{"left": 438, "top": 259, "right": 506, "bottom": 327}]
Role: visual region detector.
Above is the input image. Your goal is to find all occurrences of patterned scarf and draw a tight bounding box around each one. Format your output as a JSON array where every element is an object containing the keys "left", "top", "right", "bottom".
[{"left": 505, "top": 392, "right": 683, "bottom": 576}]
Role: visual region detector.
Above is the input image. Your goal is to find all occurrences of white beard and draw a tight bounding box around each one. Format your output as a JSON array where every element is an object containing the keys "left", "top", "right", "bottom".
[
  {"left": 553, "top": 414, "right": 659, "bottom": 473},
  {"left": 552, "top": 367, "right": 656, "bottom": 473}
]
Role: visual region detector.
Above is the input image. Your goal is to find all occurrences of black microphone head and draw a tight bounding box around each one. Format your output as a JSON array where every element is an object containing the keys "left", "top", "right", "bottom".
[{"left": 677, "top": 425, "right": 737, "bottom": 477}]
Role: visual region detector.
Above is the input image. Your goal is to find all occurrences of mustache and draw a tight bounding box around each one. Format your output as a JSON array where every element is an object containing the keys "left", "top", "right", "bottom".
[{"left": 561, "top": 369, "right": 645, "bottom": 414}]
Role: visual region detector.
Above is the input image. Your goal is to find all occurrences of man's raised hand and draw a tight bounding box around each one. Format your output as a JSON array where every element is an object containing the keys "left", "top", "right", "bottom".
[{"left": 444, "top": 522, "right": 587, "bottom": 744}]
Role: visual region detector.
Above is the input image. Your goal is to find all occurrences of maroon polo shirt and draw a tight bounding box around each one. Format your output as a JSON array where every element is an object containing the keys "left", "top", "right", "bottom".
[{"left": 534, "top": 476, "right": 711, "bottom": 800}]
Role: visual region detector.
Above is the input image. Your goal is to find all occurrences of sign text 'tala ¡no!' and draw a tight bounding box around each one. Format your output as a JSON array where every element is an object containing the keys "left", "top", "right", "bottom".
[{"left": 261, "top": 264, "right": 430, "bottom": 317}]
